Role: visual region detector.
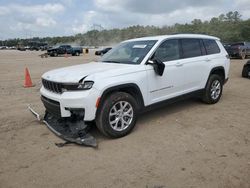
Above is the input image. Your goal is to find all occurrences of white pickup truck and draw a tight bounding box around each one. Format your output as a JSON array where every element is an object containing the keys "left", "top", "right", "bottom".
[{"left": 32, "top": 34, "right": 230, "bottom": 146}]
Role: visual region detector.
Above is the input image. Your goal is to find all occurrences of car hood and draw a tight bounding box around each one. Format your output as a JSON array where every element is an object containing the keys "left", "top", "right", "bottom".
[{"left": 42, "top": 62, "right": 138, "bottom": 83}]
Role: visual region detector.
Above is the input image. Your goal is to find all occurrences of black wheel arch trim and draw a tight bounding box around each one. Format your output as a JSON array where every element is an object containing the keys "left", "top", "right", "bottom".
[
  {"left": 98, "top": 83, "right": 145, "bottom": 111},
  {"left": 208, "top": 66, "right": 226, "bottom": 83}
]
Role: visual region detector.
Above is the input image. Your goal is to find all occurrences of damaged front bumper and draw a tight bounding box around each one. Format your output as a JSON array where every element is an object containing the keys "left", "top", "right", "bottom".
[{"left": 28, "top": 106, "right": 97, "bottom": 148}]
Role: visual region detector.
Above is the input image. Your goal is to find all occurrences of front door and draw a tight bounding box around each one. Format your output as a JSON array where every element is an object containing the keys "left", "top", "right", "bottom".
[{"left": 146, "top": 39, "right": 184, "bottom": 104}]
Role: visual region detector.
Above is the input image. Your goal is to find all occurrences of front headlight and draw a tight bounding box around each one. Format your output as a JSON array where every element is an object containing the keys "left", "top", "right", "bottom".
[
  {"left": 62, "top": 81, "right": 94, "bottom": 91},
  {"left": 77, "top": 81, "right": 94, "bottom": 90}
]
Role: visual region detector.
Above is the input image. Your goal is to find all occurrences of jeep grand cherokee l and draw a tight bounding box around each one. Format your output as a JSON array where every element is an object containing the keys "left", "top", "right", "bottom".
[{"left": 40, "top": 34, "right": 230, "bottom": 139}]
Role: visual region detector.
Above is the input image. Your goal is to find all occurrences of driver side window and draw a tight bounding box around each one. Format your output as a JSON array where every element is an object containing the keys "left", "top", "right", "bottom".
[{"left": 154, "top": 39, "right": 180, "bottom": 62}]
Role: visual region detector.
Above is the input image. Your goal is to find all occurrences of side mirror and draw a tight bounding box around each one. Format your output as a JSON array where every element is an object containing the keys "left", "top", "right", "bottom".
[{"left": 146, "top": 58, "right": 165, "bottom": 76}]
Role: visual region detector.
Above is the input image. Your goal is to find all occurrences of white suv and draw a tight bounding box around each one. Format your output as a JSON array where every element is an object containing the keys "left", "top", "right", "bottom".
[{"left": 40, "top": 34, "right": 230, "bottom": 138}]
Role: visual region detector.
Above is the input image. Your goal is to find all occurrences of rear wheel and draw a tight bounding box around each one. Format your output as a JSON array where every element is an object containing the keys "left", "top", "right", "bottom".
[
  {"left": 96, "top": 92, "right": 138, "bottom": 138},
  {"left": 202, "top": 74, "right": 223, "bottom": 104}
]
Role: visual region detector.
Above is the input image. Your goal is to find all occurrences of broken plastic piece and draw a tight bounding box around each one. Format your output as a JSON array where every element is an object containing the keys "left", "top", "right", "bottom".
[
  {"left": 28, "top": 105, "right": 42, "bottom": 121},
  {"left": 28, "top": 105, "right": 97, "bottom": 148}
]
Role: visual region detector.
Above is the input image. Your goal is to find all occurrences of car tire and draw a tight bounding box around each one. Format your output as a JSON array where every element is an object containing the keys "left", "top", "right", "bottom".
[
  {"left": 242, "top": 65, "right": 250, "bottom": 78},
  {"left": 241, "top": 52, "right": 246, "bottom": 60},
  {"left": 53, "top": 52, "right": 58, "bottom": 57},
  {"left": 202, "top": 74, "right": 223, "bottom": 104},
  {"left": 76, "top": 52, "right": 79, "bottom": 56},
  {"left": 96, "top": 92, "right": 138, "bottom": 138}
]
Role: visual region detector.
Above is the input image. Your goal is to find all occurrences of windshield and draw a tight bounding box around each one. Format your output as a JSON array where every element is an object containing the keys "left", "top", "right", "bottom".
[{"left": 101, "top": 40, "right": 157, "bottom": 64}]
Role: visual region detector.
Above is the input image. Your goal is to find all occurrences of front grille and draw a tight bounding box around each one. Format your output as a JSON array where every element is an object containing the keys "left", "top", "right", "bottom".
[{"left": 42, "top": 79, "right": 63, "bottom": 94}]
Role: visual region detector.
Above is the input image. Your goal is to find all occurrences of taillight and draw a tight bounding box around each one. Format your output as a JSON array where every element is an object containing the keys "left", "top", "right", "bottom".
[{"left": 226, "top": 54, "right": 230, "bottom": 59}]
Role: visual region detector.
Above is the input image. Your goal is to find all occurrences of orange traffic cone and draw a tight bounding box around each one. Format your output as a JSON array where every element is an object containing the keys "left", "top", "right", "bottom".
[{"left": 24, "top": 68, "right": 34, "bottom": 88}]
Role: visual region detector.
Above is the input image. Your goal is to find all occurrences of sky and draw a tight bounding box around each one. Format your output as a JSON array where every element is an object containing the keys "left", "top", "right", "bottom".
[{"left": 0, "top": 0, "right": 250, "bottom": 39}]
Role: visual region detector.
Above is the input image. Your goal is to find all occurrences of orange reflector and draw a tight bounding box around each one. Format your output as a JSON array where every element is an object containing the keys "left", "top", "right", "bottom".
[{"left": 96, "top": 97, "right": 101, "bottom": 108}]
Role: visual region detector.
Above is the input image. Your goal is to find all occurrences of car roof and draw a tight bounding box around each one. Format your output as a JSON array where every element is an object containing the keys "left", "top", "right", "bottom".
[{"left": 125, "top": 34, "right": 220, "bottom": 42}]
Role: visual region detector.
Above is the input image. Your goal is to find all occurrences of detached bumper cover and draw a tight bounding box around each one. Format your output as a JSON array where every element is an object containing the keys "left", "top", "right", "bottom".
[{"left": 28, "top": 106, "right": 97, "bottom": 148}]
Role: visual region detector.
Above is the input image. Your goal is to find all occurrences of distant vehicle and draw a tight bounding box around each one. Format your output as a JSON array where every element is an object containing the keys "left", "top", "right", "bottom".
[
  {"left": 26, "top": 42, "right": 48, "bottom": 51},
  {"left": 29, "top": 46, "right": 40, "bottom": 51},
  {"left": 95, "top": 47, "right": 112, "bottom": 56},
  {"left": 10, "top": 46, "right": 16, "bottom": 50},
  {"left": 47, "top": 45, "right": 83, "bottom": 57},
  {"left": 40, "top": 45, "right": 51, "bottom": 51},
  {"left": 17, "top": 47, "right": 26, "bottom": 51},
  {"left": 25, "top": 46, "right": 30, "bottom": 50},
  {"left": 242, "top": 60, "right": 250, "bottom": 78},
  {"left": 225, "top": 42, "right": 250, "bottom": 59},
  {"left": 223, "top": 43, "right": 231, "bottom": 50},
  {"left": 0, "top": 46, "right": 7, "bottom": 50}
]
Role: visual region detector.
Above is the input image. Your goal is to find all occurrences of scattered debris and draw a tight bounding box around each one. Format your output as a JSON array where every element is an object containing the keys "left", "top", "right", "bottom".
[
  {"left": 28, "top": 105, "right": 97, "bottom": 148},
  {"left": 40, "top": 53, "right": 48, "bottom": 58}
]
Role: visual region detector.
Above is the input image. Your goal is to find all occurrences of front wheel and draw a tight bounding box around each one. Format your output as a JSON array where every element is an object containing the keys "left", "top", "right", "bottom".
[
  {"left": 96, "top": 92, "right": 138, "bottom": 138},
  {"left": 202, "top": 74, "right": 223, "bottom": 104}
]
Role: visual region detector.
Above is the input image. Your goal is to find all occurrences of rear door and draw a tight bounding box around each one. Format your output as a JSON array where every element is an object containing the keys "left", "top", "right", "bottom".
[{"left": 178, "top": 38, "right": 209, "bottom": 91}]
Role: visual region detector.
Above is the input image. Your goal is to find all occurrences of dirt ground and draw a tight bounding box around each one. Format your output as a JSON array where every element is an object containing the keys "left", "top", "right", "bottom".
[{"left": 0, "top": 50, "right": 249, "bottom": 188}]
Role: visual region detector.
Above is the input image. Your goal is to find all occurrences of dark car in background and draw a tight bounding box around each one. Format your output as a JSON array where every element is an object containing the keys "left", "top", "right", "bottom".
[
  {"left": 225, "top": 42, "right": 250, "bottom": 59},
  {"left": 242, "top": 60, "right": 250, "bottom": 78},
  {"left": 95, "top": 47, "right": 112, "bottom": 56},
  {"left": 47, "top": 45, "right": 83, "bottom": 57}
]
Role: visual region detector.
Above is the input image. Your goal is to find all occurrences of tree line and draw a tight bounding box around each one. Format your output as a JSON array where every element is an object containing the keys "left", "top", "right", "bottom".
[{"left": 1, "top": 11, "right": 250, "bottom": 47}]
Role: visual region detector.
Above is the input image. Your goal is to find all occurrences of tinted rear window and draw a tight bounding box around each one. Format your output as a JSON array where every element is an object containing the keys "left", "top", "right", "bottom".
[
  {"left": 181, "top": 39, "right": 202, "bottom": 58},
  {"left": 203, "top": 39, "right": 220, "bottom": 55}
]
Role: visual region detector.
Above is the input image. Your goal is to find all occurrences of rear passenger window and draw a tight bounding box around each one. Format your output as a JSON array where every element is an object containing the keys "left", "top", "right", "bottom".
[
  {"left": 181, "top": 39, "right": 202, "bottom": 58},
  {"left": 154, "top": 39, "right": 180, "bottom": 61},
  {"left": 203, "top": 39, "right": 220, "bottom": 55}
]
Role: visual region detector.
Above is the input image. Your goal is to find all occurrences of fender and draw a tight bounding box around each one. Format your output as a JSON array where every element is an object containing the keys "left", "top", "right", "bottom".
[{"left": 203, "top": 66, "right": 226, "bottom": 88}]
